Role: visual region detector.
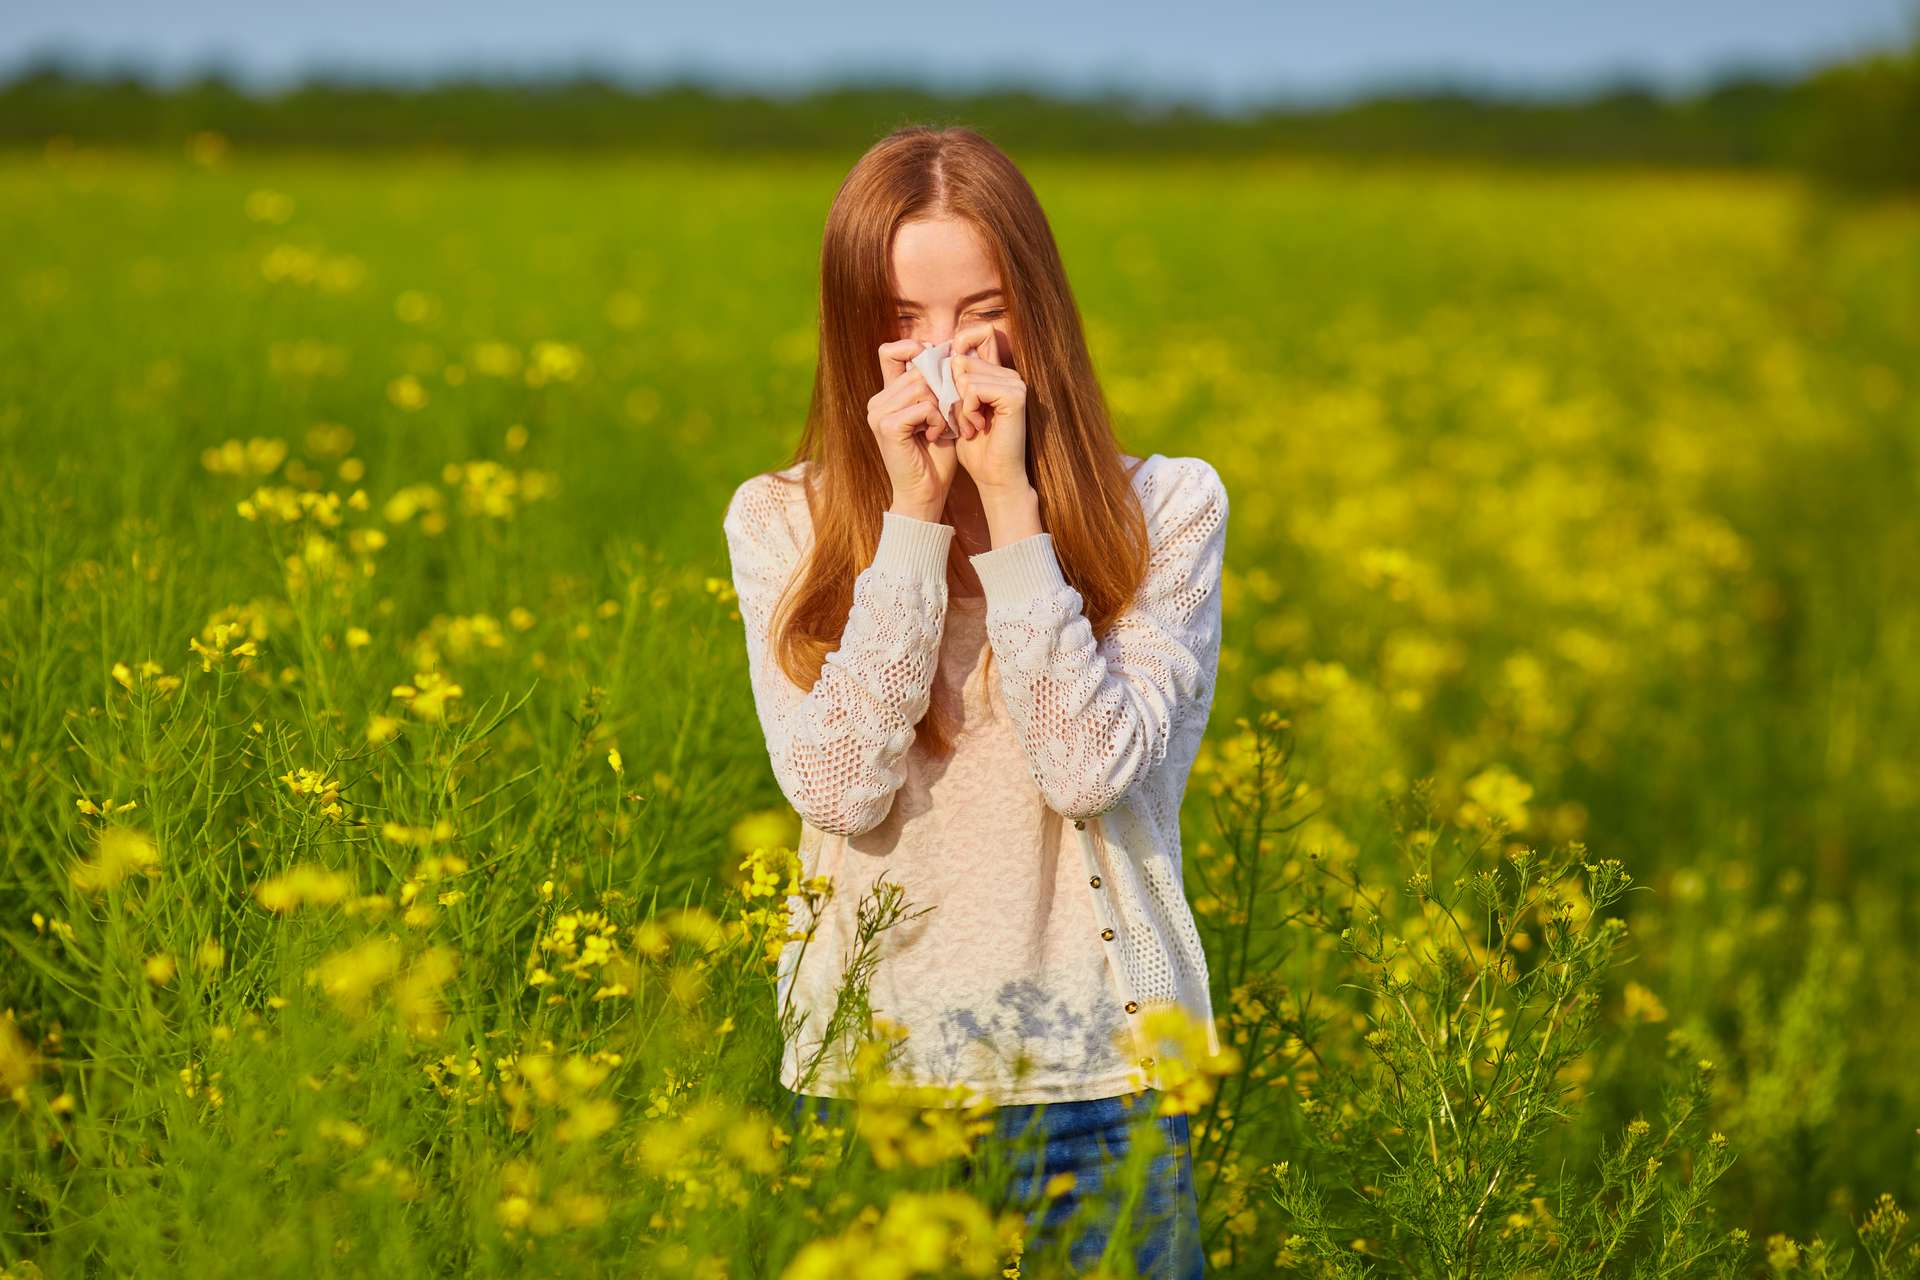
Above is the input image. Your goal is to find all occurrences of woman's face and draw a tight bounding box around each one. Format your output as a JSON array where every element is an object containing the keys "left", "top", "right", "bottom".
[{"left": 890, "top": 215, "right": 1015, "bottom": 367}]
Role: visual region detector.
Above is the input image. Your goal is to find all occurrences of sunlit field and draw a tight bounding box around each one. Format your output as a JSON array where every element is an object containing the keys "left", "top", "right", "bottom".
[{"left": 2, "top": 143, "right": 1917, "bottom": 1276}]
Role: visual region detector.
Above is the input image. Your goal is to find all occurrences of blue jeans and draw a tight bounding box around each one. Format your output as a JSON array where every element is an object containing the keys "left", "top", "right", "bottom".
[{"left": 787, "top": 1086, "right": 1205, "bottom": 1278}]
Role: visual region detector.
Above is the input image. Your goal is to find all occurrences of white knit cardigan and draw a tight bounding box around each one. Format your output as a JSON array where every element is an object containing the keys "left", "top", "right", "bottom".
[{"left": 722, "top": 451, "right": 1229, "bottom": 1085}]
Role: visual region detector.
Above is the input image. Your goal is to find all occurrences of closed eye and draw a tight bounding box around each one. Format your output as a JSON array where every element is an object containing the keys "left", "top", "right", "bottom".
[{"left": 901, "top": 309, "right": 1006, "bottom": 322}]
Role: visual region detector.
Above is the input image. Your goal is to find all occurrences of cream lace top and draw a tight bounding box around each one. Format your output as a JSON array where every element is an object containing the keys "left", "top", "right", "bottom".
[
  {"left": 777, "top": 593, "right": 1141, "bottom": 1102},
  {"left": 722, "top": 452, "right": 1229, "bottom": 1105}
]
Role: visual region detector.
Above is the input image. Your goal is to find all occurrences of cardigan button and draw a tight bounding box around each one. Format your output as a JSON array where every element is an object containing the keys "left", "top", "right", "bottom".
[
  {"left": 1124, "top": 1001, "right": 1140, "bottom": 1014},
  {"left": 1140, "top": 1056, "right": 1154, "bottom": 1068},
  {"left": 1073, "top": 819, "right": 1086, "bottom": 830},
  {"left": 1100, "top": 928, "right": 1115, "bottom": 941},
  {"left": 1089, "top": 875, "right": 1101, "bottom": 888}
]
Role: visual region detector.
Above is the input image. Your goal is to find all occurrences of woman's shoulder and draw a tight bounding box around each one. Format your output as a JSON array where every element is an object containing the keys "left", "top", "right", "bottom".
[
  {"left": 1129, "top": 452, "right": 1227, "bottom": 524},
  {"left": 723, "top": 460, "right": 814, "bottom": 550}
]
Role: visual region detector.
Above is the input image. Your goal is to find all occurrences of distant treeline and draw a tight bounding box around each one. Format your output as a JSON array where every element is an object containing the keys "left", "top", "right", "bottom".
[{"left": 3, "top": 41, "right": 1916, "bottom": 192}]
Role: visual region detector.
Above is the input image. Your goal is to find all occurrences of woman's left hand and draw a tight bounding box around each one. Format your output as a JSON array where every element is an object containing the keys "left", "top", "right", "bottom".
[{"left": 948, "top": 322, "right": 1030, "bottom": 492}]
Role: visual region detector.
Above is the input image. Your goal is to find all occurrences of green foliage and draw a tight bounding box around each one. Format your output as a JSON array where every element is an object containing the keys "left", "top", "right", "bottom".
[
  {"left": 1793, "top": 38, "right": 1920, "bottom": 193},
  {"left": 1194, "top": 709, "right": 1916, "bottom": 1278},
  {"left": 1194, "top": 716, "right": 1737, "bottom": 1275},
  {"left": 0, "top": 45, "right": 1912, "bottom": 192}
]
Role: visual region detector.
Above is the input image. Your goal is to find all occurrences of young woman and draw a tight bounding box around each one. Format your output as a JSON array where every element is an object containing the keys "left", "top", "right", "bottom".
[{"left": 723, "top": 124, "right": 1226, "bottom": 1277}]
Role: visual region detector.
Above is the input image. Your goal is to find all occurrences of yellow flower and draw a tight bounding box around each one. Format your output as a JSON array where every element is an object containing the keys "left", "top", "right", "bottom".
[
  {"left": 69, "top": 826, "right": 160, "bottom": 893},
  {"left": 391, "top": 946, "right": 458, "bottom": 1038},
  {"left": 555, "top": 1097, "right": 618, "bottom": 1144},
  {"left": 317, "top": 1118, "right": 370, "bottom": 1149},
  {"left": 178, "top": 1060, "right": 224, "bottom": 1108},
  {"left": 783, "top": 1189, "right": 1005, "bottom": 1277},
  {"left": 470, "top": 341, "right": 521, "bottom": 378},
  {"left": 387, "top": 374, "right": 428, "bottom": 411},
  {"left": 382, "top": 483, "right": 446, "bottom": 527},
  {"left": 201, "top": 437, "right": 288, "bottom": 477},
  {"left": 280, "top": 767, "right": 347, "bottom": 821},
  {"left": 3, "top": 1016, "right": 39, "bottom": 1105},
  {"left": 526, "top": 340, "right": 585, "bottom": 385},
  {"left": 439, "top": 459, "right": 557, "bottom": 520},
  {"left": 552, "top": 1190, "right": 606, "bottom": 1227},
  {"left": 1458, "top": 764, "right": 1534, "bottom": 833},
  {"left": 661, "top": 906, "right": 725, "bottom": 952},
  {"left": 607, "top": 748, "right": 624, "bottom": 776},
  {"left": 144, "top": 952, "right": 178, "bottom": 985},
  {"left": 1767, "top": 1235, "right": 1802, "bottom": 1271},
  {"left": 75, "top": 795, "right": 137, "bottom": 818},
  {"left": 414, "top": 850, "right": 466, "bottom": 876},
  {"left": 107, "top": 658, "right": 184, "bottom": 696},
  {"left": 496, "top": 1194, "right": 532, "bottom": 1230},
  {"left": 1132, "top": 1002, "right": 1241, "bottom": 1114},
  {"left": 255, "top": 863, "right": 353, "bottom": 912},
  {"left": 188, "top": 621, "right": 260, "bottom": 672},
  {"left": 1623, "top": 980, "right": 1669, "bottom": 1023},
  {"left": 391, "top": 670, "right": 464, "bottom": 722},
  {"left": 730, "top": 809, "right": 796, "bottom": 855},
  {"left": 311, "top": 937, "right": 404, "bottom": 1017}
]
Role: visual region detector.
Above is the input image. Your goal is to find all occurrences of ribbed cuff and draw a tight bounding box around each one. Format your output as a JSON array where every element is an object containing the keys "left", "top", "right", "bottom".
[
  {"left": 969, "top": 531, "right": 1069, "bottom": 603},
  {"left": 872, "top": 510, "right": 955, "bottom": 581}
]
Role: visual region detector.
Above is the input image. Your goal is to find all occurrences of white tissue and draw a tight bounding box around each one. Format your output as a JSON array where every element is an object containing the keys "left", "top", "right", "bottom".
[{"left": 909, "top": 340, "right": 962, "bottom": 442}]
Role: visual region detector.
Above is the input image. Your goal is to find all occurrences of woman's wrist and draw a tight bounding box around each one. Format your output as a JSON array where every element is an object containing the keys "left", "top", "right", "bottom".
[
  {"left": 979, "top": 483, "right": 1042, "bottom": 548},
  {"left": 888, "top": 497, "right": 946, "bottom": 524}
]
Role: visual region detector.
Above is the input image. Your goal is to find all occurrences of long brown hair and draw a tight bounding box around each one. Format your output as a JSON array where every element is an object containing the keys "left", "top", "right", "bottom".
[{"left": 761, "top": 124, "right": 1149, "bottom": 759}]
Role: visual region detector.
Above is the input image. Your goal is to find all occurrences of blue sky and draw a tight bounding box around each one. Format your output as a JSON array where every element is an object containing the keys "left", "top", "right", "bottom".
[{"left": 5, "top": 0, "right": 1915, "bottom": 109}]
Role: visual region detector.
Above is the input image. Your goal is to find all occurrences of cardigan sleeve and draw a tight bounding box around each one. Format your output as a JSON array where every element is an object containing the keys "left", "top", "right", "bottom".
[
  {"left": 723, "top": 473, "right": 954, "bottom": 837},
  {"left": 966, "top": 457, "right": 1228, "bottom": 821}
]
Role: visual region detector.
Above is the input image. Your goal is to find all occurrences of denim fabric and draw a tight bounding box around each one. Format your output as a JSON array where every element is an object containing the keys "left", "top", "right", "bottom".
[{"left": 787, "top": 1087, "right": 1204, "bottom": 1278}]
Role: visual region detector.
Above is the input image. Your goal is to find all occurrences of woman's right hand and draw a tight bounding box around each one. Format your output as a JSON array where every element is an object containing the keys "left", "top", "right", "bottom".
[{"left": 869, "top": 339, "right": 958, "bottom": 522}]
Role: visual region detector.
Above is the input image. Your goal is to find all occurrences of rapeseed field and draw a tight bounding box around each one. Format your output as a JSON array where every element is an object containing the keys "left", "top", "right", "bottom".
[{"left": 2, "top": 142, "right": 1916, "bottom": 1276}]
